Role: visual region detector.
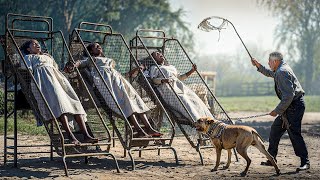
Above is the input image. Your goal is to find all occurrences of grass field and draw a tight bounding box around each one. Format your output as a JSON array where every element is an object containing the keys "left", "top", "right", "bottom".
[
  {"left": 0, "top": 96, "right": 319, "bottom": 135},
  {"left": 218, "top": 95, "right": 320, "bottom": 112}
]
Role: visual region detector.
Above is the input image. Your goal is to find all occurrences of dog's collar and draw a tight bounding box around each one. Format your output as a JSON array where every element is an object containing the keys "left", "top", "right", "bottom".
[{"left": 206, "top": 121, "right": 227, "bottom": 138}]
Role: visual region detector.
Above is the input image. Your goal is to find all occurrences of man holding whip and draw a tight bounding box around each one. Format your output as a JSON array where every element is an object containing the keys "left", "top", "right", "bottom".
[
  {"left": 198, "top": 16, "right": 310, "bottom": 172},
  {"left": 252, "top": 52, "right": 310, "bottom": 171}
]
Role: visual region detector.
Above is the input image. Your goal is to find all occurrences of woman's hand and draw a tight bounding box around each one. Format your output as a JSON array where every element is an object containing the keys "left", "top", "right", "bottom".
[
  {"left": 63, "top": 61, "right": 75, "bottom": 73},
  {"left": 191, "top": 64, "right": 197, "bottom": 72},
  {"left": 161, "top": 78, "right": 172, "bottom": 83},
  {"left": 185, "top": 64, "right": 197, "bottom": 78}
]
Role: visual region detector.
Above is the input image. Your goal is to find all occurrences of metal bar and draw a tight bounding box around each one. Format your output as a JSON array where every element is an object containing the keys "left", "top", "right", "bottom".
[
  {"left": 12, "top": 18, "right": 50, "bottom": 33},
  {"left": 129, "top": 46, "right": 162, "bottom": 50},
  {"left": 137, "top": 36, "right": 171, "bottom": 40},
  {"left": 63, "top": 142, "right": 111, "bottom": 147},
  {"left": 13, "top": 75, "right": 18, "bottom": 167},
  {"left": 6, "top": 151, "right": 52, "bottom": 155},
  {"left": 6, "top": 110, "right": 14, "bottom": 119},
  {"left": 136, "top": 29, "right": 166, "bottom": 38},
  {"left": 75, "top": 28, "right": 112, "bottom": 35},
  {"left": 78, "top": 22, "right": 112, "bottom": 34},
  {"left": 8, "top": 28, "right": 51, "bottom": 34},
  {"left": 3, "top": 75, "right": 8, "bottom": 165},
  {"left": 6, "top": 145, "right": 51, "bottom": 148}
]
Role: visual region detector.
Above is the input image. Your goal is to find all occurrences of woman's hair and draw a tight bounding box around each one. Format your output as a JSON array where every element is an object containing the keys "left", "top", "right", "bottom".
[
  {"left": 83, "top": 42, "right": 105, "bottom": 57},
  {"left": 82, "top": 43, "right": 94, "bottom": 57},
  {"left": 151, "top": 50, "right": 168, "bottom": 65},
  {"left": 20, "top": 39, "right": 43, "bottom": 55},
  {"left": 20, "top": 40, "right": 34, "bottom": 55}
]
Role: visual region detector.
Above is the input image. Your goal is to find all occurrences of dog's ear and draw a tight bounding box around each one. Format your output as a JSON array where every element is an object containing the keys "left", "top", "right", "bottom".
[{"left": 205, "top": 117, "right": 215, "bottom": 124}]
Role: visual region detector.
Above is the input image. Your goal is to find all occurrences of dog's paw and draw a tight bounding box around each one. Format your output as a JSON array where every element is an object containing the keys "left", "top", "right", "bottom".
[
  {"left": 222, "top": 165, "right": 229, "bottom": 169},
  {"left": 240, "top": 171, "right": 247, "bottom": 177},
  {"left": 211, "top": 168, "right": 218, "bottom": 172}
]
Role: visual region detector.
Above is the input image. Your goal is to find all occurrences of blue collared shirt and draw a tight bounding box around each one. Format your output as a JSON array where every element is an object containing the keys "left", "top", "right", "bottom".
[{"left": 257, "top": 61, "right": 304, "bottom": 114}]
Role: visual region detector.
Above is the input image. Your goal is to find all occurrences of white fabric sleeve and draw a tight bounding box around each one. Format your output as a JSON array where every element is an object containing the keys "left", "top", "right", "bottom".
[
  {"left": 78, "top": 58, "right": 90, "bottom": 68},
  {"left": 149, "top": 65, "right": 164, "bottom": 84},
  {"left": 20, "top": 55, "right": 33, "bottom": 71}
]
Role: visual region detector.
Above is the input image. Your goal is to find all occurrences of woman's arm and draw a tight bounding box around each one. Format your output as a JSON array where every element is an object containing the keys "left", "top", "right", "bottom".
[
  {"left": 126, "top": 65, "right": 145, "bottom": 78},
  {"left": 178, "top": 64, "right": 197, "bottom": 81},
  {"left": 149, "top": 65, "right": 172, "bottom": 85}
]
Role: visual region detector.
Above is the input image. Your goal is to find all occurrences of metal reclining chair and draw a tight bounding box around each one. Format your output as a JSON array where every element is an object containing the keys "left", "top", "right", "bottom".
[
  {"left": 1, "top": 13, "right": 119, "bottom": 176},
  {"left": 68, "top": 22, "right": 178, "bottom": 170},
  {"left": 130, "top": 29, "right": 238, "bottom": 165}
]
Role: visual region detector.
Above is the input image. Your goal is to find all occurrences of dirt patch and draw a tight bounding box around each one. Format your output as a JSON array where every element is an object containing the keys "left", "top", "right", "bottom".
[{"left": 0, "top": 112, "right": 319, "bottom": 179}]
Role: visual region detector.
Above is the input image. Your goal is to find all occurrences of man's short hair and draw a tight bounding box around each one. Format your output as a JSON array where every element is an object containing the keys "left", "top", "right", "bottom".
[{"left": 269, "top": 51, "right": 283, "bottom": 61}]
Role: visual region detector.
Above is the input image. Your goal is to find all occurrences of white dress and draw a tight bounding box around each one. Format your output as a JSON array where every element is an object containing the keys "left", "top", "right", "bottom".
[
  {"left": 149, "top": 64, "right": 213, "bottom": 122},
  {"left": 23, "top": 54, "right": 86, "bottom": 121},
  {"left": 79, "top": 57, "right": 150, "bottom": 118}
]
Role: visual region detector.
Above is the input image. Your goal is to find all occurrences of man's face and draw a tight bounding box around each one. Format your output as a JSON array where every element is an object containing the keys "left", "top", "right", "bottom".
[{"left": 268, "top": 57, "right": 279, "bottom": 71}]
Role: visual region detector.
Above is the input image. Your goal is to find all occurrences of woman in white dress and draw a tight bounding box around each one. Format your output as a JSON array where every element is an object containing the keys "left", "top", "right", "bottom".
[
  {"left": 20, "top": 39, "right": 98, "bottom": 145},
  {"left": 149, "top": 51, "right": 214, "bottom": 123},
  {"left": 71, "top": 43, "right": 162, "bottom": 138}
]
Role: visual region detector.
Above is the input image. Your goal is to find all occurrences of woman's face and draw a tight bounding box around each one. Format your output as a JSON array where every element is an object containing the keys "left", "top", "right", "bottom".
[
  {"left": 152, "top": 52, "right": 165, "bottom": 65},
  {"left": 90, "top": 43, "right": 103, "bottom": 56},
  {"left": 28, "top": 40, "right": 41, "bottom": 54}
]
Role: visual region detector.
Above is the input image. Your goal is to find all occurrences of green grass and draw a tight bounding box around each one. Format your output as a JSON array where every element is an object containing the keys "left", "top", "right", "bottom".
[
  {"left": 218, "top": 95, "right": 320, "bottom": 112},
  {"left": 0, "top": 95, "right": 319, "bottom": 135},
  {"left": 0, "top": 116, "right": 47, "bottom": 135}
]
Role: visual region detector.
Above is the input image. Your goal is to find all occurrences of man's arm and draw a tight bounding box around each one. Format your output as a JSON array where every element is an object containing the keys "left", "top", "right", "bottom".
[
  {"left": 252, "top": 58, "right": 275, "bottom": 78},
  {"left": 273, "top": 71, "right": 295, "bottom": 114}
]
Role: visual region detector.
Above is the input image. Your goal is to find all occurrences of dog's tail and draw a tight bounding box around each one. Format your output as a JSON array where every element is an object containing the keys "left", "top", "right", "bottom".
[{"left": 252, "top": 130, "right": 265, "bottom": 142}]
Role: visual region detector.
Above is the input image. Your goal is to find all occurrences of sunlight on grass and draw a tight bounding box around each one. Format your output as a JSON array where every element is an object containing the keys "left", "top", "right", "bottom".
[
  {"left": 218, "top": 95, "right": 320, "bottom": 112},
  {"left": 0, "top": 116, "right": 47, "bottom": 135}
]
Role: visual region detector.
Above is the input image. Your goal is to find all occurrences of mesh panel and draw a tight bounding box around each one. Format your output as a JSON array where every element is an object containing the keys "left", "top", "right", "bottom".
[
  {"left": 52, "top": 32, "right": 112, "bottom": 146},
  {"left": 5, "top": 30, "right": 112, "bottom": 155},
  {"left": 163, "top": 39, "right": 231, "bottom": 122},
  {"left": 6, "top": 33, "right": 63, "bottom": 155},
  {"left": 130, "top": 35, "right": 232, "bottom": 147},
  {"left": 69, "top": 29, "right": 175, "bottom": 147}
]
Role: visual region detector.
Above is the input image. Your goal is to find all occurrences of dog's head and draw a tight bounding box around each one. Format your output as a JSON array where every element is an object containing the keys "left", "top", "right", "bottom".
[{"left": 194, "top": 117, "right": 218, "bottom": 133}]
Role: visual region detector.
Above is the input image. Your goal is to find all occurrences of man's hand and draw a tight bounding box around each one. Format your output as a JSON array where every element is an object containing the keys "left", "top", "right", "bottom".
[
  {"left": 251, "top": 58, "right": 261, "bottom": 68},
  {"left": 269, "top": 110, "right": 278, "bottom": 117}
]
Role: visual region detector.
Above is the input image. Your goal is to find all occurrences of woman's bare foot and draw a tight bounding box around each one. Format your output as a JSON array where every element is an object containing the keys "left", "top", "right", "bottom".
[
  {"left": 83, "top": 136, "right": 99, "bottom": 144},
  {"left": 146, "top": 129, "right": 163, "bottom": 137},
  {"left": 71, "top": 139, "right": 81, "bottom": 146},
  {"left": 134, "top": 129, "right": 151, "bottom": 138}
]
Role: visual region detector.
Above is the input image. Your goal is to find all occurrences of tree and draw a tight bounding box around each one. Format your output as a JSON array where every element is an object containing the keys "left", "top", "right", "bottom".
[
  {"left": 259, "top": 0, "right": 320, "bottom": 94},
  {"left": 0, "top": 0, "right": 193, "bottom": 51}
]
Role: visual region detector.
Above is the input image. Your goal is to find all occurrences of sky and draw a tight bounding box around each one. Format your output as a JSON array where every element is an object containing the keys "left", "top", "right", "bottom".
[{"left": 169, "top": 0, "right": 280, "bottom": 57}]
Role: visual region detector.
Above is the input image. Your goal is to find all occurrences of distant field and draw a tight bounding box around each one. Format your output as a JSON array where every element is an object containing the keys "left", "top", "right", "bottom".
[{"left": 218, "top": 95, "right": 320, "bottom": 112}]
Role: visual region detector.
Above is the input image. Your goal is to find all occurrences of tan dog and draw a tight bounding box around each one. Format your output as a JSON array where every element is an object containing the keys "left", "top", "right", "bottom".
[{"left": 195, "top": 117, "right": 280, "bottom": 176}]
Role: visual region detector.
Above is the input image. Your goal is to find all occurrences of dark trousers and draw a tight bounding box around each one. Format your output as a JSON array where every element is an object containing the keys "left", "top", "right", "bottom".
[{"left": 268, "top": 96, "right": 309, "bottom": 164}]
